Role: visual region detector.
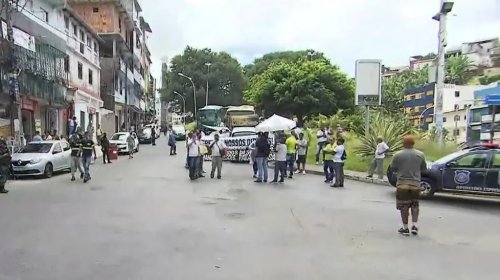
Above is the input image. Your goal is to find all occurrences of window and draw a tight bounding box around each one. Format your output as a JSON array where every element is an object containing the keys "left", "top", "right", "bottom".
[
  {"left": 491, "top": 153, "right": 500, "bottom": 168},
  {"left": 87, "top": 37, "right": 92, "bottom": 48},
  {"left": 80, "top": 42, "right": 84, "bottom": 54},
  {"left": 453, "top": 129, "right": 460, "bottom": 136},
  {"left": 61, "top": 141, "right": 70, "bottom": 151},
  {"left": 425, "top": 117, "right": 433, "bottom": 122},
  {"left": 410, "top": 95, "right": 415, "bottom": 100},
  {"left": 80, "top": 30, "right": 84, "bottom": 41},
  {"left": 93, "top": 42, "right": 98, "bottom": 52},
  {"left": 426, "top": 103, "right": 433, "bottom": 109},
  {"left": 454, "top": 104, "right": 459, "bottom": 110},
  {"left": 73, "top": 23, "right": 77, "bottom": 35},
  {"left": 454, "top": 115, "right": 460, "bottom": 122},
  {"left": 464, "top": 115, "right": 467, "bottom": 120},
  {"left": 455, "top": 90, "right": 460, "bottom": 97},
  {"left": 52, "top": 143, "right": 62, "bottom": 153},
  {"left": 118, "top": 19, "right": 122, "bottom": 32},
  {"left": 40, "top": 8, "right": 49, "bottom": 23},
  {"left": 443, "top": 117, "right": 447, "bottom": 122},
  {"left": 93, "top": 7, "right": 99, "bottom": 13},
  {"left": 88, "top": 69, "right": 93, "bottom": 85},
  {"left": 64, "top": 16, "right": 69, "bottom": 30},
  {"left": 78, "top": 62, "right": 83, "bottom": 79},
  {"left": 64, "top": 56, "right": 70, "bottom": 73},
  {"left": 426, "top": 90, "right": 433, "bottom": 96},
  {"left": 452, "top": 152, "right": 489, "bottom": 169}
]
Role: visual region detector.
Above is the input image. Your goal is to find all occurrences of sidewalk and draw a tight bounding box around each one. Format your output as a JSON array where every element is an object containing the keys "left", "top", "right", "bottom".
[{"left": 305, "top": 164, "right": 390, "bottom": 186}]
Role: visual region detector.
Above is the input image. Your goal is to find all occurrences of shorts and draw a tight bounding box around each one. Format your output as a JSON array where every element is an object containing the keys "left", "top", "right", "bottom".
[
  {"left": 296, "top": 155, "right": 306, "bottom": 164},
  {"left": 396, "top": 184, "right": 421, "bottom": 210}
]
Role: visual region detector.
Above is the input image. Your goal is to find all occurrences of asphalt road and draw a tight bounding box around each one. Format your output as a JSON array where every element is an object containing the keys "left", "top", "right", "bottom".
[{"left": 1, "top": 139, "right": 500, "bottom": 280}]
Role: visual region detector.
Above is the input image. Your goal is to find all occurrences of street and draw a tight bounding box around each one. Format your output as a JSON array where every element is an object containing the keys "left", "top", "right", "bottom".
[{"left": 1, "top": 139, "right": 500, "bottom": 280}]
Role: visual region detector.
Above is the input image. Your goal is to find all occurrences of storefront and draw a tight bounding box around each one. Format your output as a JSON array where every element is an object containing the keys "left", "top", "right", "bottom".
[
  {"left": 73, "top": 90, "right": 102, "bottom": 141},
  {"left": 21, "top": 97, "right": 37, "bottom": 141}
]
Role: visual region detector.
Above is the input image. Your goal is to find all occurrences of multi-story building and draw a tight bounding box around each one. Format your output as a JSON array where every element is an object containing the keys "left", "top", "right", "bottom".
[
  {"left": 403, "top": 83, "right": 435, "bottom": 129},
  {"left": 447, "top": 37, "right": 500, "bottom": 70},
  {"left": 466, "top": 83, "right": 500, "bottom": 144},
  {"left": 0, "top": 0, "right": 71, "bottom": 141},
  {"left": 62, "top": 5, "right": 103, "bottom": 140},
  {"left": 69, "top": 0, "right": 149, "bottom": 133}
]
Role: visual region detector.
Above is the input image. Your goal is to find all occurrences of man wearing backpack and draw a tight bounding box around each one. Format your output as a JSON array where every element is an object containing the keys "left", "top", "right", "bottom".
[{"left": 331, "top": 138, "right": 346, "bottom": 188}]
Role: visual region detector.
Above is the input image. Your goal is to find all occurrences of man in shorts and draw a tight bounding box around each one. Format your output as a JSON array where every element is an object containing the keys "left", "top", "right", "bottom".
[
  {"left": 390, "top": 135, "right": 427, "bottom": 236},
  {"left": 295, "top": 132, "right": 308, "bottom": 174}
]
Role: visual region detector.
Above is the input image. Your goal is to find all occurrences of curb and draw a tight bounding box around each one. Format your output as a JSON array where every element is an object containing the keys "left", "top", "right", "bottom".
[{"left": 305, "top": 168, "right": 391, "bottom": 187}]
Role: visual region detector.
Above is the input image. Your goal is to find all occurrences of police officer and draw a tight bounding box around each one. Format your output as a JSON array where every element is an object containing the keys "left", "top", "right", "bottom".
[
  {"left": 0, "top": 137, "right": 11, "bottom": 194},
  {"left": 80, "top": 132, "right": 97, "bottom": 183},
  {"left": 69, "top": 134, "right": 84, "bottom": 181}
]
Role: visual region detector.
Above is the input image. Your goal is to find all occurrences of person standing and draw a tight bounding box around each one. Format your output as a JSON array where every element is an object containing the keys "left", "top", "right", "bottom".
[
  {"left": 44, "top": 131, "right": 52, "bottom": 140},
  {"left": 255, "top": 132, "right": 271, "bottom": 183},
  {"left": 33, "top": 131, "right": 43, "bottom": 142},
  {"left": 80, "top": 132, "right": 97, "bottom": 183},
  {"left": 168, "top": 126, "right": 177, "bottom": 155},
  {"left": 209, "top": 134, "right": 226, "bottom": 179},
  {"left": 96, "top": 125, "right": 103, "bottom": 146},
  {"left": 151, "top": 125, "right": 157, "bottom": 146},
  {"left": 247, "top": 141, "right": 258, "bottom": 178},
  {"left": 285, "top": 132, "right": 297, "bottom": 179},
  {"left": 391, "top": 135, "right": 427, "bottom": 236},
  {"left": 101, "top": 133, "right": 112, "bottom": 164},
  {"left": 127, "top": 132, "right": 135, "bottom": 159},
  {"left": 315, "top": 128, "right": 327, "bottom": 165},
  {"left": 0, "top": 137, "right": 11, "bottom": 194},
  {"left": 368, "top": 136, "right": 390, "bottom": 179},
  {"left": 322, "top": 138, "right": 336, "bottom": 183},
  {"left": 331, "top": 138, "right": 346, "bottom": 188},
  {"left": 295, "top": 132, "right": 308, "bottom": 174},
  {"left": 69, "top": 134, "right": 84, "bottom": 181},
  {"left": 197, "top": 133, "right": 207, "bottom": 177},
  {"left": 187, "top": 132, "right": 200, "bottom": 180},
  {"left": 271, "top": 137, "right": 287, "bottom": 183}
]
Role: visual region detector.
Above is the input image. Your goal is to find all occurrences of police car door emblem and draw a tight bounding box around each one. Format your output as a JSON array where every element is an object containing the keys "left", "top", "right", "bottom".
[{"left": 454, "top": 170, "right": 471, "bottom": 185}]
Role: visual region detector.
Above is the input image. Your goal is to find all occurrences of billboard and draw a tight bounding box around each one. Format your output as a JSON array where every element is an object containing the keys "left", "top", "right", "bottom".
[{"left": 355, "top": 59, "right": 382, "bottom": 106}]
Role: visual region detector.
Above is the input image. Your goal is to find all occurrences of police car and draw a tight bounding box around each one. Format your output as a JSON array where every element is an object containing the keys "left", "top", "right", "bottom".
[{"left": 387, "top": 143, "right": 500, "bottom": 199}]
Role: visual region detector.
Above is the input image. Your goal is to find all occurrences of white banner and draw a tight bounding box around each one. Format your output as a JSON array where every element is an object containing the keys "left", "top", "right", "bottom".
[
  {"left": 1, "top": 21, "right": 36, "bottom": 53},
  {"left": 201, "top": 135, "right": 275, "bottom": 162}
]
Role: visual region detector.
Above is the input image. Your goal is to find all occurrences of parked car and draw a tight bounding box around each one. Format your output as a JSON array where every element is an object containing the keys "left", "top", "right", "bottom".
[
  {"left": 172, "top": 125, "right": 186, "bottom": 140},
  {"left": 11, "top": 140, "right": 71, "bottom": 178},
  {"left": 109, "top": 132, "right": 139, "bottom": 154},
  {"left": 145, "top": 124, "right": 160, "bottom": 139},
  {"left": 138, "top": 127, "right": 153, "bottom": 144},
  {"left": 387, "top": 143, "right": 500, "bottom": 199}
]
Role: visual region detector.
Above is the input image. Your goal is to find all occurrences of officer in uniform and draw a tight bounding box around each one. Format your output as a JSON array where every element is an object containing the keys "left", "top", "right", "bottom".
[
  {"left": 69, "top": 134, "right": 84, "bottom": 181},
  {"left": 0, "top": 137, "right": 11, "bottom": 194},
  {"left": 80, "top": 132, "right": 97, "bottom": 183}
]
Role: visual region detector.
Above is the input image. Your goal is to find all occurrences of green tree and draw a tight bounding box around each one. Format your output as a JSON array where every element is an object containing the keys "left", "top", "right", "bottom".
[
  {"left": 243, "top": 50, "right": 327, "bottom": 79},
  {"left": 446, "top": 55, "right": 473, "bottom": 85},
  {"left": 161, "top": 46, "right": 246, "bottom": 113},
  {"left": 479, "top": 74, "right": 500, "bottom": 85},
  {"left": 381, "top": 67, "right": 429, "bottom": 115},
  {"left": 244, "top": 59, "right": 354, "bottom": 125}
]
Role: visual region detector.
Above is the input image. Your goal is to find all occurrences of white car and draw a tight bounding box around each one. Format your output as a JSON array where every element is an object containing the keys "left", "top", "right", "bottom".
[
  {"left": 11, "top": 140, "right": 72, "bottom": 178},
  {"left": 231, "top": 126, "right": 257, "bottom": 137},
  {"left": 109, "top": 132, "right": 140, "bottom": 154}
]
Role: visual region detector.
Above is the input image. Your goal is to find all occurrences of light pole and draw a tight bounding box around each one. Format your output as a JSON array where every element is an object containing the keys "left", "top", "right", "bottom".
[
  {"left": 307, "top": 51, "right": 315, "bottom": 61},
  {"left": 419, "top": 106, "right": 434, "bottom": 129},
  {"left": 433, "top": 0, "right": 454, "bottom": 144},
  {"left": 205, "top": 62, "right": 212, "bottom": 106},
  {"left": 174, "top": 91, "right": 186, "bottom": 126},
  {"left": 178, "top": 73, "right": 197, "bottom": 118}
]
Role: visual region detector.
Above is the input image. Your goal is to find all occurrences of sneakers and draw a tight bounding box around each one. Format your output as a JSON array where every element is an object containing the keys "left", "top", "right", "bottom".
[
  {"left": 324, "top": 179, "right": 332, "bottom": 183},
  {"left": 0, "top": 189, "right": 8, "bottom": 194},
  {"left": 71, "top": 176, "right": 76, "bottom": 181},
  {"left": 398, "top": 227, "right": 410, "bottom": 236},
  {"left": 302, "top": 170, "right": 306, "bottom": 175},
  {"left": 295, "top": 170, "right": 300, "bottom": 174},
  {"left": 411, "top": 226, "right": 418, "bottom": 235}
]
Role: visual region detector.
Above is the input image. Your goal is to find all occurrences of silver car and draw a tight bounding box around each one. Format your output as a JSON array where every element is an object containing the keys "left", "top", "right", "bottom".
[{"left": 11, "top": 140, "right": 72, "bottom": 178}]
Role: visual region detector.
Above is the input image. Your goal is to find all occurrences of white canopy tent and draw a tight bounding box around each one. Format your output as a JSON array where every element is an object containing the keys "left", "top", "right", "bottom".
[{"left": 255, "top": 114, "right": 297, "bottom": 132}]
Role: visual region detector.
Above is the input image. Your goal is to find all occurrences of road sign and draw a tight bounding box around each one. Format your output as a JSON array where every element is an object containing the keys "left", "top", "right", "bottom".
[
  {"left": 485, "top": 94, "right": 500, "bottom": 105},
  {"left": 355, "top": 59, "right": 382, "bottom": 106}
]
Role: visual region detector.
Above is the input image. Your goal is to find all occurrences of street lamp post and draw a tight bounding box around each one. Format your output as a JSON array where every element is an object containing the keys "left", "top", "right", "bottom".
[
  {"left": 307, "top": 51, "right": 315, "bottom": 61},
  {"left": 433, "top": 0, "right": 454, "bottom": 145},
  {"left": 174, "top": 91, "right": 186, "bottom": 126},
  {"left": 178, "top": 73, "right": 197, "bottom": 118},
  {"left": 205, "top": 62, "right": 212, "bottom": 106}
]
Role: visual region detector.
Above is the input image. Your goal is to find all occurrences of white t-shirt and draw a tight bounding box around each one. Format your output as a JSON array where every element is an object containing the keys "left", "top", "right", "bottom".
[
  {"left": 317, "top": 130, "right": 327, "bottom": 143},
  {"left": 375, "top": 142, "right": 389, "bottom": 159},
  {"left": 275, "top": 143, "right": 287, "bottom": 161},
  {"left": 211, "top": 140, "right": 227, "bottom": 156},
  {"left": 333, "top": 145, "right": 345, "bottom": 163},
  {"left": 187, "top": 139, "right": 200, "bottom": 157}
]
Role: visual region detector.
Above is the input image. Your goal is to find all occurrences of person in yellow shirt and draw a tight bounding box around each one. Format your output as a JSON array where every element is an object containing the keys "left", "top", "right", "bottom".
[
  {"left": 322, "top": 138, "right": 336, "bottom": 183},
  {"left": 285, "top": 133, "right": 298, "bottom": 178}
]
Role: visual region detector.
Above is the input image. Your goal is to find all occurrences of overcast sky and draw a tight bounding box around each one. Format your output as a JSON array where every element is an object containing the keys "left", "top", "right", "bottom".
[{"left": 141, "top": 0, "right": 500, "bottom": 79}]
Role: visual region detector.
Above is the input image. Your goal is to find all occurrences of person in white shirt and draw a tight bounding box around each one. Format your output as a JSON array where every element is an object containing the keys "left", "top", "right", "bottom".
[
  {"left": 331, "top": 138, "right": 346, "bottom": 188},
  {"left": 271, "top": 137, "right": 287, "bottom": 183},
  {"left": 368, "top": 137, "right": 389, "bottom": 179},
  {"left": 315, "top": 128, "right": 327, "bottom": 164},
  {"left": 209, "top": 134, "right": 227, "bottom": 179},
  {"left": 187, "top": 132, "right": 200, "bottom": 180}
]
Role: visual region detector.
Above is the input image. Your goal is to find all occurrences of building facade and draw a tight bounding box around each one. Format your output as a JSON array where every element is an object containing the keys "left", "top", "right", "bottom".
[{"left": 466, "top": 83, "right": 500, "bottom": 144}]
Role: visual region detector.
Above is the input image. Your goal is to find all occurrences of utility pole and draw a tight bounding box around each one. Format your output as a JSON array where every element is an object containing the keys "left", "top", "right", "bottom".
[
  {"left": 205, "top": 62, "right": 211, "bottom": 106},
  {"left": 4, "top": 0, "right": 24, "bottom": 145},
  {"left": 434, "top": 1, "right": 454, "bottom": 144}
]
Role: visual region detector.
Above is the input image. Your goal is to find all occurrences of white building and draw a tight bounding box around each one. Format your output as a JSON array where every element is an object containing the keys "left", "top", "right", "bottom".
[{"left": 62, "top": 6, "right": 103, "bottom": 139}]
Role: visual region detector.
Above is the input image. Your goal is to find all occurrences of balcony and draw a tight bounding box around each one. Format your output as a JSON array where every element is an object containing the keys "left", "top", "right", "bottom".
[
  {"left": 134, "top": 69, "right": 145, "bottom": 89},
  {"left": 127, "top": 68, "right": 134, "bottom": 83},
  {"left": 481, "top": 114, "right": 500, "bottom": 123}
]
